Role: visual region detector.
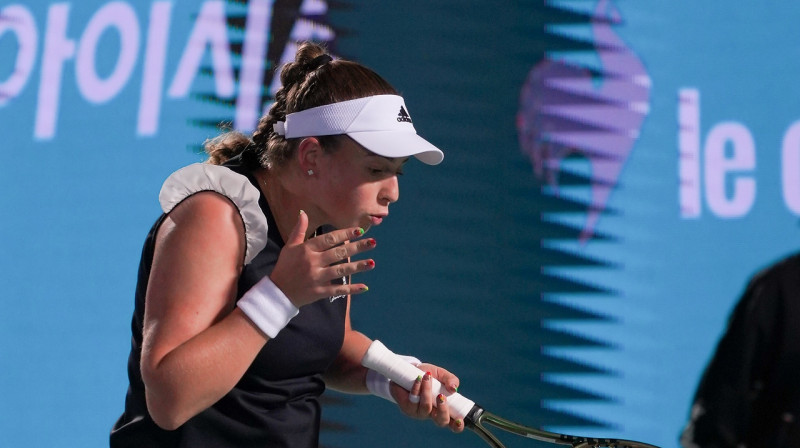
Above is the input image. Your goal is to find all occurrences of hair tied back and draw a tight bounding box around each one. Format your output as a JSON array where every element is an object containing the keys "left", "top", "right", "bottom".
[{"left": 310, "top": 54, "right": 333, "bottom": 70}]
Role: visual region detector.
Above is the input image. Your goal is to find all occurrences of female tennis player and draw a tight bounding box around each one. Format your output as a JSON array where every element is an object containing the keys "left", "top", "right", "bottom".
[{"left": 109, "top": 42, "right": 463, "bottom": 447}]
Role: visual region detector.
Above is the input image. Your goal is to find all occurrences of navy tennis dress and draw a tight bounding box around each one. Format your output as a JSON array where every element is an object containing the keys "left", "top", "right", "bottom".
[{"left": 110, "top": 157, "right": 348, "bottom": 447}]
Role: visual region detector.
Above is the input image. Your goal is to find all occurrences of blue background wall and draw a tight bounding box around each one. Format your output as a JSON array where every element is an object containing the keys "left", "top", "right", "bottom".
[{"left": 2, "top": 1, "right": 799, "bottom": 447}]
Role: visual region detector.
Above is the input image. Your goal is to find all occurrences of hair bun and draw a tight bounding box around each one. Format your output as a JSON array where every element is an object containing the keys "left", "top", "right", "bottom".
[
  {"left": 279, "top": 43, "right": 331, "bottom": 90},
  {"left": 308, "top": 54, "right": 333, "bottom": 70}
]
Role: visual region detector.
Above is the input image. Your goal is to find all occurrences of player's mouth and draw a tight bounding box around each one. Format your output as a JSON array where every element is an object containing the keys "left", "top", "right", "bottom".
[{"left": 369, "top": 214, "right": 386, "bottom": 226}]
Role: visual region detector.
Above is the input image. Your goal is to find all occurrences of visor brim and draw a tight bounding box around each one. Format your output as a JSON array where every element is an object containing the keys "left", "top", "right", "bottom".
[{"left": 348, "top": 131, "right": 444, "bottom": 165}]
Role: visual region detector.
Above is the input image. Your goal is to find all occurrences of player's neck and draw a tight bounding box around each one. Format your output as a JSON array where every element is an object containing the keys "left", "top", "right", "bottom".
[{"left": 256, "top": 168, "right": 318, "bottom": 243}]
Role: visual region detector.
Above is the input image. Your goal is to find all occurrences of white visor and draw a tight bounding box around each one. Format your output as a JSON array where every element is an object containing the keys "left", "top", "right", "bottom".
[{"left": 273, "top": 94, "right": 443, "bottom": 165}]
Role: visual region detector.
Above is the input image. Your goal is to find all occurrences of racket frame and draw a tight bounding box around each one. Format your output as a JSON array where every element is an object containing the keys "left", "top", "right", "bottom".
[
  {"left": 362, "top": 340, "right": 660, "bottom": 448},
  {"left": 466, "top": 405, "right": 660, "bottom": 448}
]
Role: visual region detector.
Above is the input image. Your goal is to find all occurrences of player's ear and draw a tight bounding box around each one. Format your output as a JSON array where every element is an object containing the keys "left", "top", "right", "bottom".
[{"left": 297, "top": 137, "right": 323, "bottom": 175}]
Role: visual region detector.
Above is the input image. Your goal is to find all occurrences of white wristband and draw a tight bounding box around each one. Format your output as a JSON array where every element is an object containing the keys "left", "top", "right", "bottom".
[
  {"left": 237, "top": 276, "right": 299, "bottom": 339},
  {"left": 366, "top": 354, "right": 421, "bottom": 403}
]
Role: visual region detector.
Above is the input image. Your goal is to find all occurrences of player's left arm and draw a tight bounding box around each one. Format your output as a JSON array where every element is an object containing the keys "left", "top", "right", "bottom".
[{"left": 322, "top": 295, "right": 372, "bottom": 393}]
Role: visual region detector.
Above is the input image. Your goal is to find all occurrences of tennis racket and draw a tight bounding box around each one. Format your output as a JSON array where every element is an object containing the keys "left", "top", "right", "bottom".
[{"left": 361, "top": 340, "right": 660, "bottom": 448}]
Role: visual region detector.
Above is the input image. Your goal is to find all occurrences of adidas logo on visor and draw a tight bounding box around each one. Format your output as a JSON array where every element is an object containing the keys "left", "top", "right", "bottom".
[{"left": 397, "top": 106, "right": 413, "bottom": 123}]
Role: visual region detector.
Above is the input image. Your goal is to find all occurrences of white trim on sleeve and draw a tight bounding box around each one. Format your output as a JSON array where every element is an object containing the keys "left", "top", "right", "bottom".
[{"left": 158, "top": 163, "right": 268, "bottom": 265}]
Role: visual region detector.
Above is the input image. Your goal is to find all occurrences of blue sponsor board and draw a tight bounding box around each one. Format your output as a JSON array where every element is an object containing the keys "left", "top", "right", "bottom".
[{"left": 1, "top": 1, "right": 799, "bottom": 447}]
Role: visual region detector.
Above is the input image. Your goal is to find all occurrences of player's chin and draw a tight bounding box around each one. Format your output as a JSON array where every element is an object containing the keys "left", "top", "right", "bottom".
[{"left": 358, "top": 216, "right": 377, "bottom": 231}]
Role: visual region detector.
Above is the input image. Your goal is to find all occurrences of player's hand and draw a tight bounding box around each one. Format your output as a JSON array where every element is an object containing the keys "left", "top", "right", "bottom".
[
  {"left": 269, "top": 211, "right": 376, "bottom": 307},
  {"left": 391, "top": 363, "right": 465, "bottom": 433}
]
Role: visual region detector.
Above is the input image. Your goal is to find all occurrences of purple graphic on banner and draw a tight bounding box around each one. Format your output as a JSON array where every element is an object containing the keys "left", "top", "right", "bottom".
[{"left": 517, "top": 0, "right": 651, "bottom": 241}]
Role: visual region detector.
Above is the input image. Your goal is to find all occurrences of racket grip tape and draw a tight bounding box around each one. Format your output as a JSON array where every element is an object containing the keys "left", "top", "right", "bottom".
[{"left": 361, "top": 340, "right": 476, "bottom": 419}]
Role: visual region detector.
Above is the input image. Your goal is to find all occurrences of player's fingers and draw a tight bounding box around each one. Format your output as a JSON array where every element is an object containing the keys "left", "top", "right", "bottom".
[
  {"left": 314, "top": 281, "right": 369, "bottom": 299},
  {"left": 285, "top": 210, "right": 310, "bottom": 247},
  {"left": 449, "top": 417, "right": 465, "bottom": 433},
  {"left": 319, "top": 238, "right": 376, "bottom": 266},
  {"left": 406, "top": 373, "right": 423, "bottom": 408},
  {"left": 432, "top": 394, "right": 451, "bottom": 427},
  {"left": 323, "top": 259, "right": 376, "bottom": 282},
  {"left": 417, "top": 371, "right": 434, "bottom": 417},
  {"left": 432, "top": 366, "right": 460, "bottom": 394},
  {"left": 308, "top": 226, "right": 365, "bottom": 251}
]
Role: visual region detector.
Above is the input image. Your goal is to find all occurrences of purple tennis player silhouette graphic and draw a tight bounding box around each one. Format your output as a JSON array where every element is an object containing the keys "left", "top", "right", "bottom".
[{"left": 517, "top": 0, "right": 651, "bottom": 242}]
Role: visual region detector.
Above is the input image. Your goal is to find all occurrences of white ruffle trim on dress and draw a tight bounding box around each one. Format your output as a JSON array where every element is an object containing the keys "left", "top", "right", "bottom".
[{"left": 158, "top": 163, "right": 268, "bottom": 265}]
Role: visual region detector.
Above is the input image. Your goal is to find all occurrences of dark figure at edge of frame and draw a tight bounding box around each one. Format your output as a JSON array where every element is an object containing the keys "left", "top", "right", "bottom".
[{"left": 680, "top": 251, "right": 800, "bottom": 448}]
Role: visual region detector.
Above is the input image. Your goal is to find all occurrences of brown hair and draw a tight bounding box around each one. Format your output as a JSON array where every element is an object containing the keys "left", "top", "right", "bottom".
[{"left": 204, "top": 42, "right": 398, "bottom": 168}]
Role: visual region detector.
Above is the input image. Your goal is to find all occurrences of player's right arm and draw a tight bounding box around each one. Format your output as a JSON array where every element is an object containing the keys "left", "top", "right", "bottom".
[{"left": 140, "top": 191, "right": 266, "bottom": 430}]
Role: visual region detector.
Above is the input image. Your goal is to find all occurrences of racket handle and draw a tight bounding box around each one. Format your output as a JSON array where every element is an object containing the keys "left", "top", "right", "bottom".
[{"left": 361, "top": 340, "right": 476, "bottom": 419}]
